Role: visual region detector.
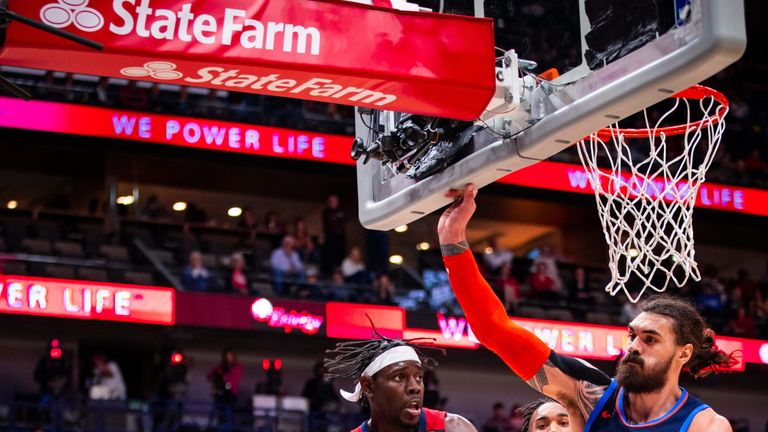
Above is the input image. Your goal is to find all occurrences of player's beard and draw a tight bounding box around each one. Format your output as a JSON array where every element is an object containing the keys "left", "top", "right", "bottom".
[{"left": 616, "top": 351, "right": 674, "bottom": 394}]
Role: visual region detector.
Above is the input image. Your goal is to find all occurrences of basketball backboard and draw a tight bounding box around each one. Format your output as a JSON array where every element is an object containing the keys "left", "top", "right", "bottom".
[{"left": 355, "top": 0, "right": 746, "bottom": 230}]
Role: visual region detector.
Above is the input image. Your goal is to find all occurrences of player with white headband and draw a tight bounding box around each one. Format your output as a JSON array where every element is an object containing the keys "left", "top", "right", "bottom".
[{"left": 325, "top": 333, "right": 477, "bottom": 432}]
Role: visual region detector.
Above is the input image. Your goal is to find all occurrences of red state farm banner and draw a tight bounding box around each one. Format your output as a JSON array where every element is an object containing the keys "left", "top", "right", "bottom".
[{"left": 0, "top": 0, "right": 496, "bottom": 120}]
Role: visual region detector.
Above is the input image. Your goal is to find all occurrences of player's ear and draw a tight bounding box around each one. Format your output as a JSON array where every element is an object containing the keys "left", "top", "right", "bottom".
[
  {"left": 361, "top": 375, "right": 374, "bottom": 399},
  {"left": 678, "top": 343, "right": 693, "bottom": 365}
]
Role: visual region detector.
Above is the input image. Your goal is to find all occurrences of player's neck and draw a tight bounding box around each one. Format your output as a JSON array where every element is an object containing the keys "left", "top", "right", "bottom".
[{"left": 624, "top": 381, "right": 683, "bottom": 424}]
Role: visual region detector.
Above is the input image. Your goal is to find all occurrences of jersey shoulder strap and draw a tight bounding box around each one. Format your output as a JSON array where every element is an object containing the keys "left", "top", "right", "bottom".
[{"left": 423, "top": 408, "right": 447, "bottom": 431}]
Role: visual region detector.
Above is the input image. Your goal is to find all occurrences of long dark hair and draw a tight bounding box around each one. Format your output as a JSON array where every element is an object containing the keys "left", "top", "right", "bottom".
[{"left": 641, "top": 295, "right": 738, "bottom": 377}]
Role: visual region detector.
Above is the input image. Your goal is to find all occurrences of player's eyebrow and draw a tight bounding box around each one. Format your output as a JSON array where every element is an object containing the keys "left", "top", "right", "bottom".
[{"left": 629, "top": 325, "right": 662, "bottom": 337}]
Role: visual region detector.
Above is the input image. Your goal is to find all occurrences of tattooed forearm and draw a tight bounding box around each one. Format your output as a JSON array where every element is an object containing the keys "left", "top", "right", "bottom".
[
  {"left": 575, "top": 381, "right": 605, "bottom": 418},
  {"left": 525, "top": 360, "right": 554, "bottom": 392},
  {"left": 440, "top": 240, "right": 469, "bottom": 257}
]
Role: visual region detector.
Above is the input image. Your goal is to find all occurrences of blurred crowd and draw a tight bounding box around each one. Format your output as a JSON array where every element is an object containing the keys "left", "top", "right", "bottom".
[{"left": 27, "top": 341, "right": 365, "bottom": 432}]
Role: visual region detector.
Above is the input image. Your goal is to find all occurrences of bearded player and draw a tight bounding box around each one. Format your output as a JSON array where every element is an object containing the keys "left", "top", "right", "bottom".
[{"left": 438, "top": 184, "right": 736, "bottom": 432}]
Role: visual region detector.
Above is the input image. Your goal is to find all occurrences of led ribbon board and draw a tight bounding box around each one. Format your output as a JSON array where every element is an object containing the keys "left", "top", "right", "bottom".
[
  {"left": 1, "top": 98, "right": 766, "bottom": 216},
  {"left": 0, "top": 275, "right": 175, "bottom": 325}
]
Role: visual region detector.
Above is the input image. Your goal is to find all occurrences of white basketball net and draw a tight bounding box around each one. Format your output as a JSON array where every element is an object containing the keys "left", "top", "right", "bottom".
[{"left": 576, "top": 86, "right": 728, "bottom": 303}]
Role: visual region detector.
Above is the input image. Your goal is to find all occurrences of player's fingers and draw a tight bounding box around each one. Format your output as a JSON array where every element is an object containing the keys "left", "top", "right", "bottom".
[
  {"left": 444, "top": 189, "right": 463, "bottom": 199},
  {"left": 464, "top": 183, "right": 477, "bottom": 202}
]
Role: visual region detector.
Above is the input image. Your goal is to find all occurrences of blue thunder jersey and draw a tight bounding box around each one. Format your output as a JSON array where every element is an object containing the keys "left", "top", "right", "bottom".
[{"left": 585, "top": 380, "right": 710, "bottom": 432}]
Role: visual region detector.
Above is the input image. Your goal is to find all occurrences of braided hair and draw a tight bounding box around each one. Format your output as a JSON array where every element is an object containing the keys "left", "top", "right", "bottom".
[
  {"left": 516, "top": 397, "right": 560, "bottom": 432},
  {"left": 324, "top": 323, "right": 442, "bottom": 407}
]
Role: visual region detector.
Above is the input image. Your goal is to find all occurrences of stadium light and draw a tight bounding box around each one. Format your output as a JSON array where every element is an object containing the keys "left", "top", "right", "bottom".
[
  {"left": 116, "top": 195, "right": 135, "bottom": 205},
  {"left": 228, "top": 207, "right": 243, "bottom": 217}
]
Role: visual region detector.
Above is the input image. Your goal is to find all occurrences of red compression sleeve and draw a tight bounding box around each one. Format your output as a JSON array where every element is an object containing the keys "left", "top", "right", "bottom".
[{"left": 443, "top": 250, "right": 551, "bottom": 380}]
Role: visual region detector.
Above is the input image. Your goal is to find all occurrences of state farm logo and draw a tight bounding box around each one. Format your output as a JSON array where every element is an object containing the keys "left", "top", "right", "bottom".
[
  {"left": 40, "top": 0, "right": 104, "bottom": 32},
  {"left": 120, "top": 62, "right": 183, "bottom": 80},
  {"left": 115, "top": 61, "right": 397, "bottom": 107}
]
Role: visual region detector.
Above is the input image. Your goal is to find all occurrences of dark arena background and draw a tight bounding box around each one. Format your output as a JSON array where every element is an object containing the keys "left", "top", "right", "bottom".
[{"left": 0, "top": 0, "right": 767, "bottom": 432}]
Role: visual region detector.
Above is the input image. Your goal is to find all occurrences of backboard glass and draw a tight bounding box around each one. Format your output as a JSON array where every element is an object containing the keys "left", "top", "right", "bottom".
[{"left": 355, "top": 0, "right": 746, "bottom": 230}]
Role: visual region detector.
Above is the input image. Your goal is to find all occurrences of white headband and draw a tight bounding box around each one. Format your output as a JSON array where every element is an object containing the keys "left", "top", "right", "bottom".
[{"left": 339, "top": 345, "right": 421, "bottom": 402}]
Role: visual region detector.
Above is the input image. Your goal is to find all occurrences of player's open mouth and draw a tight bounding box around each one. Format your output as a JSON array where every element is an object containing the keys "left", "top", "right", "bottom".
[{"left": 404, "top": 400, "right": 421, "bottom": 417}]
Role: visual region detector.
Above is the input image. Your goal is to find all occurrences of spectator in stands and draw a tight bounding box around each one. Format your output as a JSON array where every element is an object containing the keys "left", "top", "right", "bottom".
[
  {"left": 529, "top": 262, "right": 559, "bottom": 301},
  {"left": 118, "top": 80, "right": 148, "bottom": 110},
  {"left": 744, "top": 149, "right": 768, "bottom": 185},
  {"left": 228, "top": 92, "right": 250, "bottom": 122},
  {"left": 238, "top": 206, "right": 258, "bottom": 231},
  {"left": 327, "top": 268, "right": 348, "bottom": 301},
  {"left": 255, "top": 360, "right": 283, "bottom": 396},
  {"left": 301, "top": 361, "right": 339, "bottom": 432},
  {"left": 148, "top": 84, "right": 167, "bottom": 113},
  {"left": 181, "top": 251, "right": 211, "bottom": 291},
  {"left": 727, "top": 305, "right": 756, "bottom": 338},
  {"left": 423, "top": 368, "right": 442, "bottom": 410},
  {"left": 695, "top": 274, "right": 726, "bottom": 331},
  {"left": 756, "top": 293, "right": 768, "bottom": 339},
  {"left": 34, "top": 339, "right": 73, "bottom": 432},
  {"left": 341, "top": 246, "right": 371, "bottom": 285},
  {"left": 184, "top": 203, "right": 208, "bottom": 224},
  {"left": 35, "top": 71, "right": 57, "bottom": 100},
  {"left": 508, "top": 404, "right": 524, "bottom": 432},
  {"left": 207, "top": 348, "right": 243, "bottom": 432},
  {"left": 709, "top": 150, "right": 739, "bottom": 184},
  {"left": 261, "top": 210, "right": 286, "bottom": 235},
  {"left": 293, "top": 217, "right": 312, "bottom": 249},
  {"left": 199, "top": 90, "right": 226, "bottom": 119},
  {"left": 61, "top": 74, "right": 78, "bottom": 103},
  {"left": 261, "top": 210, "right": 286, "bottom": 247},
  {"left": 725, "top": 285, "right": 746, "bottom": 320},
  {"left": 154, "top": 349, "right": 188, "bottom": 432},
  {"left": 700, "top": 265, "right": 727, "bottom": 299},
  {"left": 373, "top": 273, "right": 397, "bottom": 305},
  {"left": 321, "top": 194, "right": 347, "bottom": 274},
  {"left": 567, "top": 267, "right": 592, "bottom": 302},
  {"left": 293, "top": 217, "right": 322, "bottom": 272},
  {"left": 92, "top": 77, "right": 111, "bottom": 106},
  {"left": 567, "top": 267, "right": 593, "bottom": 320},
  {"left": 34, "top": 339, "right": 72, "bottom": 401},
  {"left": 760, "top": 259, "right": 768, "bottom": 290},
  {"left": 88, "top": 353, "right": 126, "bottom": 400},
  {"left": 176, "top": 86, "right": 193, "bottom": 116},
  {"left": 497, "top": 262, "right": 521, "bottom": 314},
  {"left": 302, "top": 237, "right": 323, "bottom": 276},
  {"left": 619, "top": 297, "right": 641, "bottom": 325},
  {"left": 484, "top": 402, "right": 511, "bottom": 432},
  {"left": 227, "top": 253, "right": 248, "bottom": 295},
  {"left": 141, "top": 194, "right": 165, "bottom": 220},
  {"left": 736, "top": 268, "right": 759, "bottom": 301},
  {"left": 483, "top": 237, "right": 513, "bottom": 275},
  {"left": 532, "top": 244, "right": 562, "bottom": 291},
  {"left": 269, "top": 235, "right": 305, "bottom": 295},
  {"left": 365, "top": 228, "right": 390, "bottom": 276},
  {"left": 299, "top": 266, "right": 327, "bottom": 300}
]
